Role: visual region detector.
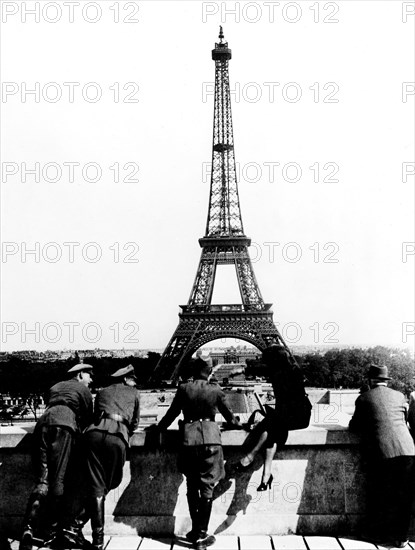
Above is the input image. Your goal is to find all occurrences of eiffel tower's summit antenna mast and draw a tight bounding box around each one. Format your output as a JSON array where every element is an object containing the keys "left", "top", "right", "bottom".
[
  {"left": 205, "top": 25, "right": 245, "bottom": 239},
  {"left": 152, "top": 28, "right": 289, "bottom": 382}
]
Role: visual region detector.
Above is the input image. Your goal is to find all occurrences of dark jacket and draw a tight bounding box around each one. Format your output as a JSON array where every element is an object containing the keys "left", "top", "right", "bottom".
[
  {"left": 349, "top": 385, "right": 415, "bottom": 460},
  {"left": 269, "top": 365, "right": 305, "bottom": 423},
  {"left": 38, "top": 378, "right": 93, "bottom": 433},
  {"left": 408, "top": 391, "right": 415, "bottom": 438},
  {"left": 158, "top": 378, "right": 237, "bottom": 446},
  {"left": 85, "top": 382, "right": 140, "bottom": 445}
]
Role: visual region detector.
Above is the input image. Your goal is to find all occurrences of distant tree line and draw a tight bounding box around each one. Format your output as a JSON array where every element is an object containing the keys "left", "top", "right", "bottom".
[
  {"left": 246, "top": 346, "right": 415, "bottom": 396},
  {"left": 0, "top": 352, "right": 161, "bottom": 421},
  {"left": 1, "top": 347, "right": 414, "bottom": 422}
]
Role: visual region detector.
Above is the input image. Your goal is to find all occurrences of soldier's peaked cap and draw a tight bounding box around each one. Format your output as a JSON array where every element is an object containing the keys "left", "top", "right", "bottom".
[
  {"left": 193, "top": 358, "right": 212, "bottom": 378},
  {"left": 111, "top": 364, "right": 136, "bottom": 378},
  {"left": 68, "top": 363, "right": 93, "bottom": 374}
]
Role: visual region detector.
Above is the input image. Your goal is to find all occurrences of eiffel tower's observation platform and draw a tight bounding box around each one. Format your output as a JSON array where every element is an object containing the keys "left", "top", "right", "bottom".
[{"left": 180, "top": 304, "right": 272, "bottom": 313}]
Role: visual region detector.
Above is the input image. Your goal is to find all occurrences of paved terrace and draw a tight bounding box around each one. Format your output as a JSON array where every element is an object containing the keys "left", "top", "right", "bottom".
[{"left": 5, "top": 535, "right": 415, "bottom": 550}]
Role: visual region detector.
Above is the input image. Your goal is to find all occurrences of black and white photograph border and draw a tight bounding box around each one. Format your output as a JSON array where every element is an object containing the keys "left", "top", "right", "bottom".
[{"left": 0, "top": 1, "right": 414, "bottom": 549}]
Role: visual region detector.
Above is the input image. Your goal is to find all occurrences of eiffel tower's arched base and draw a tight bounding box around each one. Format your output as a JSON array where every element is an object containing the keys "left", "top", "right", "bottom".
[{"left": 152, "top": 307, "right": 287, "bottom": 382}]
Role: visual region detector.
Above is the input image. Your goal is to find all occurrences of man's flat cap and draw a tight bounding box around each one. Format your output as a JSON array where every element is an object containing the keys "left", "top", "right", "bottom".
[
  {"left": 111, "top": 364, "right": 136, "bottom": 378},
  {"left": 68, "top": 363, "right": 93, "bottom": 374},
  {"left": 368, "top": 364, "right": 391, "bottom": 380}
]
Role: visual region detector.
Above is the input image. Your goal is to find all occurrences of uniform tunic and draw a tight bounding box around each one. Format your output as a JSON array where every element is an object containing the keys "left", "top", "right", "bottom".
[
  {"left": 158, "top": 378, "right": 237, "bottom": 498},
  {"left": 84, "top": 382, "right": 140, "bottom": 497},
  {"left": 32, "top": 378, "right": 93, "bottom": 497}
]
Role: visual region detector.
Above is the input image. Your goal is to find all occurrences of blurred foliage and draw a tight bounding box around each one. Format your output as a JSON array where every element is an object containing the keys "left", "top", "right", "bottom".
[
  {"left": 246, "top": 346, "right": 415, "bottom": 396},
  {"left": 1, "top": 348, "right": 413, "bottom": 421},
  {"left": 0, "top": 352, "right": 162, "bottom": 418}
]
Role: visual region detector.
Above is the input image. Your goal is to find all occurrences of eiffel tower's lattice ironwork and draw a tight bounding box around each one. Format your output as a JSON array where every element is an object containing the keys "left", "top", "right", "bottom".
[{"left": 152, "top": 28, "right": 289, "bottom": 382}]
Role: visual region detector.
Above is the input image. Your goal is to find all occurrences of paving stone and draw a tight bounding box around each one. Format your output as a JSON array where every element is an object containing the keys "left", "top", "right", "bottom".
[
  {"left": 239, "top": 535, "right": 273, "bottom": 549},
  {"left": 106, "top": 535, "right": 142, "bottom": 549},
  {"left": 7, "top": 536, "right": 414, "bottom": 550},
  {"left": 139, "top": 538, "right": 173, "bottom": 550},
  {"left": 338, "top": 538, "right": 377, "bottom": 549},
  {"left": 304, "top": 536, "right": 342, "bottom": 550},
  {"left": 272, "top": 535, "right": 307, "bottom": 550},
  {"left": 209, "top": 536, "right": 239, "bottom": 549},
  {"left": 35, "top": 536, "right": 113, "bottom": 550}
]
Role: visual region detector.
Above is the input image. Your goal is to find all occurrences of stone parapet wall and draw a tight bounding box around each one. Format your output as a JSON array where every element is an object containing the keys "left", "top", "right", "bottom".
[{"left": 1, "top": 421, "right": 414, "bottom": 539}]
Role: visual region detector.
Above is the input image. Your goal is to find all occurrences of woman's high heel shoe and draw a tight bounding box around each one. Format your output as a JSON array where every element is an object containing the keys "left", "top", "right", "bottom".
[{"left": 257, "top": 474, "right": 273, "bottom": 491}]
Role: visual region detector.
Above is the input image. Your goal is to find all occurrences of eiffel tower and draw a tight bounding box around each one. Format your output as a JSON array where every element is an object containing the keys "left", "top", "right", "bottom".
[{"left": 153, "top": 28, "right": 289, "bottom": 382}]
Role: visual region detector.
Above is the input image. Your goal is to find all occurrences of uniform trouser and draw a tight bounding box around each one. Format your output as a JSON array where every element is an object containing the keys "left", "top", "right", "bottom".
[
  {"left": 60, "top": 435, "right": 91, "bottom": 531},
  {"left": 180, "top": 444, "right": 223, "bottom": 537},
  {"left": 23, "top": 426, "right": 73, "bottom": 539},
  {"left": 366, "top": 455, "right": 415, "bottom": 541},
  {"left": 180, "top": 445, "right": 224, "bottom": 499},
  {"left": 84, "top": 430, "right": 127, "bottom": 497},
  {"left": 33, "top": 425, "right": 74, "bottom": 497}
]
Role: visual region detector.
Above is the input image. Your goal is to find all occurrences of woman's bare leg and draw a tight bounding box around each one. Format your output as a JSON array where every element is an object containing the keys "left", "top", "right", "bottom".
[
  {"left": 240, "top": 431, "right": 269, "bottom": 467},
  {"left": 261, "top": 443, "right": 277, "bottom": 483}
]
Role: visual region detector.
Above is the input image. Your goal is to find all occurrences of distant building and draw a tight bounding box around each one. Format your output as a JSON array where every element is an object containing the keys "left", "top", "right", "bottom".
[{"left": 208, "top": 345, "right": 261, "bottom": 366}]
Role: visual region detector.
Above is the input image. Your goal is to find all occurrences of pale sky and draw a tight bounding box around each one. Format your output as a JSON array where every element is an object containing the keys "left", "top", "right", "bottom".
[{"left": 1, "top": 1, "right": 414, "bottom": 352}]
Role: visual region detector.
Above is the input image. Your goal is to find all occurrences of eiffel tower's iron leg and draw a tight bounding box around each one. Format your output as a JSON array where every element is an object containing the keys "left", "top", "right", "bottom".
[{"left": 152, "top": 320, "right": 203, "bottom": 382}]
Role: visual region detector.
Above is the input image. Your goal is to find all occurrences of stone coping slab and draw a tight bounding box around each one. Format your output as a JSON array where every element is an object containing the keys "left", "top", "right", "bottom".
[{"left": 0, "top": 422, "right": 360, "bottom": 448}]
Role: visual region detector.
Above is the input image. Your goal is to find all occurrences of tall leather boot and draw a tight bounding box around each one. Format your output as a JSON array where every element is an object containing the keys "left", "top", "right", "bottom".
[
  {"left": 42, "top": 495, "right": 63, "bottom": 548},
  {"left": 185, "top": 489, "right": 200, "bottom": 543},
  {"left": 194, "top": 497, "right": 215, "bottom": 550},
  {"left": 90, "top": 497, "right": 105, "bottom": 550},
  {"left": 19, "top": 493, "right": 44, "bottom": 550},
  {"left": 61, "top": 506, "right": 92, "bottom": 549}
]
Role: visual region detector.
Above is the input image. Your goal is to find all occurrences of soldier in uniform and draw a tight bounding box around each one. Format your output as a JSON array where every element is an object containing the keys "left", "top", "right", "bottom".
[
  {"left": 82, "top": 365, "right": 140, "bottom": 550},
  {"left": 155, "top": 358, "right": 240, "bottom": 550},
  {"left": 19, "top": 363, "right": 94, "bottom": 550}
]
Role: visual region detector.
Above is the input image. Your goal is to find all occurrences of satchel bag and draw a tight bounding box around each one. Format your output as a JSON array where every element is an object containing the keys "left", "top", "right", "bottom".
[
  {"left": 284, "top": 392, "right": 312, "bottom": 430},
  {"left": 243, "top": 395, "right": 311, "bottom": 432},
  {"left": 277, "top": 368, "right": 312, "bottom": 431},
  {"left": 244, "top": 379, "right": 312, "bottom": 432}
]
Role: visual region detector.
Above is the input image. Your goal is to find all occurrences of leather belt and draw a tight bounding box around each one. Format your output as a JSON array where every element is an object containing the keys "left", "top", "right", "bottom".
[
  {"left": 186, "top": 418, "right": 214, "bottom": 423},
  {"left": 102, "top": 412, "right": 130, "bottom": 427}
]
